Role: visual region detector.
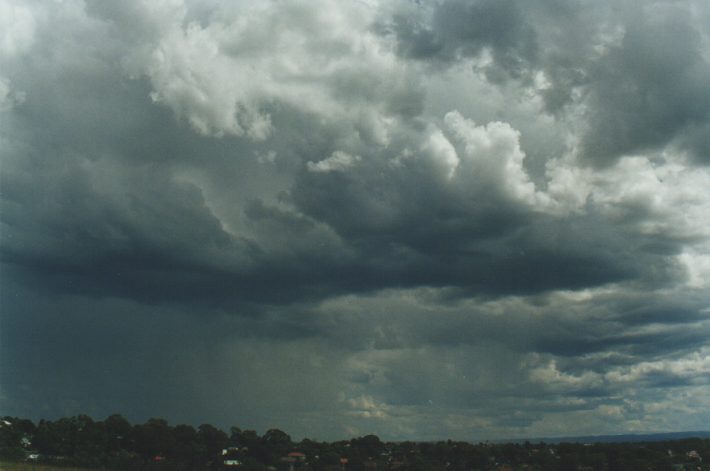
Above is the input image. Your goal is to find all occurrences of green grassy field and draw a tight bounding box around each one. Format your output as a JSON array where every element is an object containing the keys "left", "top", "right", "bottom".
[{"left": 0, "top": 462, "right": 98, "bottom": 471}]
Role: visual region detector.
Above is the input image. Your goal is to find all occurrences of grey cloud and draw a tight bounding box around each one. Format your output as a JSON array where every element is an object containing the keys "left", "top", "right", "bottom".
[
  {"left": 580, "top": 2, "right": 710, "bottom": 164},
  {"left": 387, "top": 0, "right": 710, "bottom": 164},
  {"left": 386, "top": 0, "right": 538, "bottom": 82},
  {"left": 309, "top": 287, "right": 710, "bottom": 406}
]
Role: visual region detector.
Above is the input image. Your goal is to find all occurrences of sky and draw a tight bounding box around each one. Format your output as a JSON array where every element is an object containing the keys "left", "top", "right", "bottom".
[{"left": 2, "top": 0, "right": 710, "bottom": 442}]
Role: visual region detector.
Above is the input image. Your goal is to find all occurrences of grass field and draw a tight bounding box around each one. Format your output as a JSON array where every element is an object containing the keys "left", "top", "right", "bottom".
[{"left": 0, "top": 462, "right": 98, "bottom": 471}]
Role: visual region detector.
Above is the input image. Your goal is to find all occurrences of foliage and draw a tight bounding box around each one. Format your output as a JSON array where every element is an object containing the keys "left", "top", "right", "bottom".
[{"left": 2, "top": 415, "right": 710, "bottom": 471}]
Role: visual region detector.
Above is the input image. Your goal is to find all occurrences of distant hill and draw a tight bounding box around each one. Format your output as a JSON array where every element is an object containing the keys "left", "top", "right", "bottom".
[{"left": 513, "top": 431, "right": 710, "bottom": 444}]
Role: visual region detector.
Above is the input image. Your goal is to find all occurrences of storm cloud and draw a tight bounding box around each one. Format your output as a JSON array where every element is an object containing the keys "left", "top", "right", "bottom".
[{"left": 2, "top": 0, "right": 710, "bottom": 440}]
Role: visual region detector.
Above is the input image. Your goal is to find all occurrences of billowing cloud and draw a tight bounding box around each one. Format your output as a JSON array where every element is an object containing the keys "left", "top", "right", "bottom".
[
  {"left": 308, "top": 151, "right": 362, "bottom": 173},
  {"left": 1, "top": 0, "right": 710, "bottom": 441},
  {"left": 386, "top": 0, "right": 710, "bottom": 164}
]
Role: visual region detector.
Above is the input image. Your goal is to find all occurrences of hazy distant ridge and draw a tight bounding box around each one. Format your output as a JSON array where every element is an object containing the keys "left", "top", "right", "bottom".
[{"left": 515, "top": 431, "right": 710, "bottom": 444}]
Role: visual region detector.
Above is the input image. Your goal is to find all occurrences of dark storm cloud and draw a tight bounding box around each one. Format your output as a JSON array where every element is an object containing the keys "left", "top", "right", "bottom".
[
  {"left": 3, "top": 54, "right": 680, "bottom": 308},
  {"left": 286, "top": 132, "right": 684, "bottom": 297},
  {"left": 321, "top": 289, "right": 710, "bottom": 364},
  {"left": 1, "top": 152, "right": 266, "bottom": 306}
]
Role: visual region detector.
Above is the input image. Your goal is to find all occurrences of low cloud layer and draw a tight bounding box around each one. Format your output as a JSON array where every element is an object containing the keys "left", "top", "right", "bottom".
[{"left": 2, "top": 0, "right": 710, "bottom": 440}]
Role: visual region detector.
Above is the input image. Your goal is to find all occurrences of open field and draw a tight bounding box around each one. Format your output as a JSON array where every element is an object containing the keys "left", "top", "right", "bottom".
[{"left": 0, "top": 462, "right": 97, "bottom": 471}]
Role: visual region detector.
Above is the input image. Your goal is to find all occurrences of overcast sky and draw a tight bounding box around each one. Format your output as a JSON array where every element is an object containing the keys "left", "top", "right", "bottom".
[{"left": 2, "top": 0, "right": 710, "bottom": 441}]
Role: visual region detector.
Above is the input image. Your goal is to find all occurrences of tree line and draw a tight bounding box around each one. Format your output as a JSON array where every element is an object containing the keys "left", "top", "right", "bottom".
[{"left": 1, "top": 414, "right": 709, "bottom": 471}]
